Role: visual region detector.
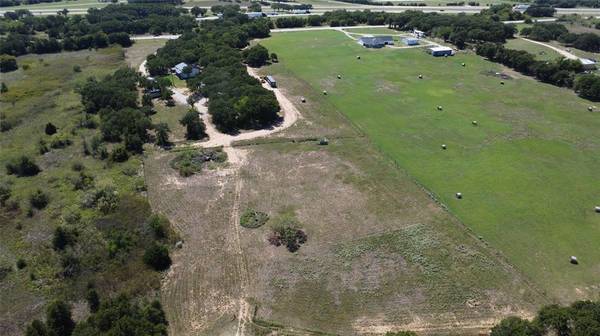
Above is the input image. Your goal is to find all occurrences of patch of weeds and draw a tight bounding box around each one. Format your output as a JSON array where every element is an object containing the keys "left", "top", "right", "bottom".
[
  {"left": 240, "top": 208, "right": 269, "bottom": 228},
  {"left": 170, "top": 148, "right": 227, "bottom": 177},
  {"left": 268, "top": 211, "right": 307, "bottom": 252}
]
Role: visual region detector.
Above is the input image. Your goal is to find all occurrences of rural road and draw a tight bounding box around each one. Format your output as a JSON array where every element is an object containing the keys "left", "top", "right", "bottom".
[{"left": 519, "top": 37, "right": 580, "bottom": 60}]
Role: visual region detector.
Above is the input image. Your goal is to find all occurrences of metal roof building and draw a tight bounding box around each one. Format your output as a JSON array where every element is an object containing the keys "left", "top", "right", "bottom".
[
  {"left": 172, "top": 62, "right": 201, "bottom": 79},
  {"left": 358, "top": 36, "right": 394, "bottom": 48},
  {"left": 428, "top": 46, "right": 454, "bottom": 57}
]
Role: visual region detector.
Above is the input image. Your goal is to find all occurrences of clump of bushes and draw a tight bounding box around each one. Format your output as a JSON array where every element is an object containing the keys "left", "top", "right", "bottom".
[
  {"left": 240, "top": 208, "right": 269, "bottom": 228},
  {"left": 170, "top": 148, "right": 227, "bottom": 177},
  {"left": 143, "top": 242, "right": 171, "bottom": 271},
  {"left": 81, "top": 186, "right": 119, "bottom": 214},
  {"left": 5, "top": 155, "right": 40, "bottom": 177},
  {"left": 29, "top": 189, "right": 49, "bottom": 209},
  {"left": 268, "top": 212, "right": 307, "bottom": 252}
]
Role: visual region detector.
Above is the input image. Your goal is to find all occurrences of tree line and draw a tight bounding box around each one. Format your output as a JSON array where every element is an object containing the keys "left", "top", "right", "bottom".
[
  {"left": 535, "top": 0, "right": 600, "bottom": 8},
  {"left": 0, "top": 3, "right": 195, "bottom": 57},
  {"left": 521, "top": 22, "right": 600, "bottom": 52},
  {"left": 476, "top": 42, "right": 600, "bottom": 100},
  {"left": 147, "top": 6, "right": 280, "bottom": 132},
  {"left": 0, "top": 0, "right": 64, "bottom": 7}
]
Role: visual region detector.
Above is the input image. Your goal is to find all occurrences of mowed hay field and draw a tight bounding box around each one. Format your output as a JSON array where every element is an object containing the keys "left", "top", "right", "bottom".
[{"left": 260, "top": 30, "right": 600, "bottom": 302}]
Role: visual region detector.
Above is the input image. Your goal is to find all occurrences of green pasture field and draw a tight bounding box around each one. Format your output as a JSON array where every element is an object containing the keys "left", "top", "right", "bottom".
[
  {"left": 260, "top": 30, "right": 600, "bottom": 302},
  {"left": 504, "top": 38, "right": 561, "bottom": 61}
]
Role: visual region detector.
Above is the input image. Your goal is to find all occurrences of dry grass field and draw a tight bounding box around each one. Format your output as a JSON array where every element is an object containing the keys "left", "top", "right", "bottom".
[{"left": 143, "top": 58, "right": 548, "bottom": 334}]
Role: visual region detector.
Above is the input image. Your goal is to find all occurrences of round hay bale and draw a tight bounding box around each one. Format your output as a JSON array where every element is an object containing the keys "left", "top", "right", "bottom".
[
  {"left": 437, "top": 105, "right": 443, "bottom": 111},
  {"left": 472, "top": 120, "right": 478, "bottom": 126},
  {"left": 461, "top": 62, "right": 465, "bottom": 67},
  {"left": 418, "top": 74, "right": 423, "bottom": 79},
  {"left": 301, "top": 97, "right": 306, "bottom": 103},
  {"left": 594, "top": 206, "right": 600, "bottom": 213},
  {"left": 175, "top": 241, "right": 183, "bottom": 249},
  {"left": 337, "top": 74, "right": 342, "bottom": 79},
  {"left": 323, "top": 90, "right": 327, "bottom": 95},
  {"left": 500, "top": 81, "right": 505, "bottom": 85},
  {"left": 588, "top": 106, "right": 593, "bottom": 111},
  {"left": 441, "top": 144, "right": 447, "bottom": 150},
  {"left": 455, "top": 192, "right": 462, "bottom": 199},
  {"left": 570, "top": 256, "right": 578, "bottom": 265},
  {"left": 357, "top": 55, "right": 361, "bottom": 60}
]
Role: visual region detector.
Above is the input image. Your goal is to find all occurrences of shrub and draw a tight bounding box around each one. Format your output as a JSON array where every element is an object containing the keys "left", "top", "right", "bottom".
[
  {"left": 240, "top": 208, "right": 269, "bottom": 228},
  {"left": 0, "top": 182, "right": 11, "bottom": 206},
  {"left": 148, "top": 214, "right": 169, "bottom": 239},
  {"left": 16, "top": 258, "right": 27, "bottom": 269},
  {"left": 29, "top": 189, "right": 49, "bottom": 209},
  {"left": 1, "top": 82, "right": 7, "bottom": 93},
  {"left": 49, "top": 133, "right": 72, "bottom": 149},
  {"left": 109, "top": 145, "right": 129, "bottom": 162},
  {"left": 86, "top": 288, "right": 100, "bottom": 313},
  {"left": 73, "top": 65, "right": 81, "bottom": 72},
  {"left": 154, "top": 122, "right": 170, "bottom": 148},
  {"left": 143, "top": 243, "right": 171, "bottom": 271},
  {"left": 0, "top": 54, "right": 18, "bottom": 72},
  {"left": 72, "top": 171, "right": 94, "bottom": 190},
  {"left": 81, "top": 186, "right": 119, "bottom": 214},
  {"left": 170, "top": 148, "right": 226, "bottom": 177},
  {"left": 6, "top": 156, "right": 41, "bottom": 177},
  {"left": 46, "top": 301, "right": 75, "bottom": 336},
  {"left": 45, "top": 122, "right": 57, "bottom": 135},
  {"left": 52, "top": 226, "right": 76, "bottom": 250},
  {"left": 268, "top": 213, "right": 307, "bottom": 252}
]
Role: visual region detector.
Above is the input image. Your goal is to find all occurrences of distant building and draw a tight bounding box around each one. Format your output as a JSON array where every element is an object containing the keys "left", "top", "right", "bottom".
[
  {"left": 246, "top": 12, "right": 265, "bottom": 19},
  {"left": 513, "top": 4, "right": 530, "bottom": 13},
  {"left": 413, "top": 29, "right": 425, "bottom": 38},
  {"left": 580, "top": 58, "right": 597, "bottom": 70},
  {"left": 265, "top": 75, "right": 277, "bottom": 88},
  {"left": 428, "top": 46, "right": 454, "bottom": 57},
  {"left": 403, "top": 37, "right": 419, "bottom": 46},
  {"left": 358, "top": 36, "right": 394, "bottom": 48},
  {"left": 171, "top": 62, "right": 200, "bottom": 80}
]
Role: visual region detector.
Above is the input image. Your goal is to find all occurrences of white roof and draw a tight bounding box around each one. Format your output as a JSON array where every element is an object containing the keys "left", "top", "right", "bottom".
[
  {"left": 429, "top": 46, "right": 453, "bottom": 52},
  {"left": 580, "top": 58, "right": 596, "bottom": 65}
]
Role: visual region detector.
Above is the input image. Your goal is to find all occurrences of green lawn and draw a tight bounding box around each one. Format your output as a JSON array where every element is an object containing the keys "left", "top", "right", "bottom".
[
  {"left": 261, "top": 30, "right": 600, "bottom": 302},
  {"left": 505, "top": 38, "right": 561, "bottom": 61}
]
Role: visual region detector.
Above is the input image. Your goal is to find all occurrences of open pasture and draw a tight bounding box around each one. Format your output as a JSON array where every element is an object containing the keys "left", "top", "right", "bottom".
[{"left": 260, "top": 29, "right": 600, "bottom": 303}]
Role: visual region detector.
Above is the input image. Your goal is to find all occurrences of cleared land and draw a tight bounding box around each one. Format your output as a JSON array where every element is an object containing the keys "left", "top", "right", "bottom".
[{"left": 260, "top": 30, "right": 600, "bottom": 303}]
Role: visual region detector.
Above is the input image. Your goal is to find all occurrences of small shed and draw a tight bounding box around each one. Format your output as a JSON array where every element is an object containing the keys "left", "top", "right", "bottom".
[
  {"left": 429, "top": 46, "right": 454, "bottom": 57},
  {"left": 403, "top": 38, "right": 419, "bottom": 46},
  {"left": 265, "top": 75, "right": 277, "bottom": 88},
  {"left": 413, "top": 29, "right": 426, "bottom": 38}
]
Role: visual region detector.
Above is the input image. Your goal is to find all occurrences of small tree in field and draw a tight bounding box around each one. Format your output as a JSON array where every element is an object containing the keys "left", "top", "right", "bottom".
[
  {"left": 45, "top": 122, "right": 57, "bottom": 135},
  {"left": 143, "top": 243, "right": 171, "bottom": 271},
  {"left": 155, "top": 123, "right": 171, "bottom": 148},
  {"left": 179, "top": 110, "right": 206, "bottom": 140}
]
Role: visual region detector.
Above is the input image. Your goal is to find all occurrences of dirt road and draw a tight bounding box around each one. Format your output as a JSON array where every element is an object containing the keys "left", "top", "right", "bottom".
[{"left": 519, "top": 37, "right": 580, "bottom": 60}]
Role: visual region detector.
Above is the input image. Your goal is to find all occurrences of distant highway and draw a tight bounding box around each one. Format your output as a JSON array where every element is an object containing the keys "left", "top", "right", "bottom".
[{"left": 3, "top": 3, "right": 600, "bottom": 16}]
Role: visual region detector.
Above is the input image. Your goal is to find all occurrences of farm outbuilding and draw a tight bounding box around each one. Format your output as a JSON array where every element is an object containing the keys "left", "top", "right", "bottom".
[
  {"left": 580, "top": 58, "right": 597, "bottom": 70},
  {"left": 428, "top": 46, "right": 454, "bottom": 57},
  {"left": 172, "top": 62, "right": 200, "bottom": 80},
  {"left": 358, "top": 36, "right": 394, "bottom": 48},
  {"left": 403, "top": 38, "right": 419, "bottom": 46},
  {"left": 265, "top": 75, "right": 277, "bottom": 88},
  {"left": 246, "top": 12, "right": 266, "bottom": 19}
]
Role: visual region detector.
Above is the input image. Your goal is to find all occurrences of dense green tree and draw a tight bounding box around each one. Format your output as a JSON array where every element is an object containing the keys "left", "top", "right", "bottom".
[
  {"left": 154, "top": 122, "right": 171, "bottom": 148},
  {"left": 244, "top": 44, "right": 269, "bottom": 67},
  {"left": 490, "top": 316, "right": 541, "bottom": 336},
  {"left": 143, "top": 243, "right": 171, "bottom": 271},
  {"left": 179, "top": 110, "right": 206, "bottom": 140},
  {"left": 29, "top": 189, "right": 49, "bottom": 209}
]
